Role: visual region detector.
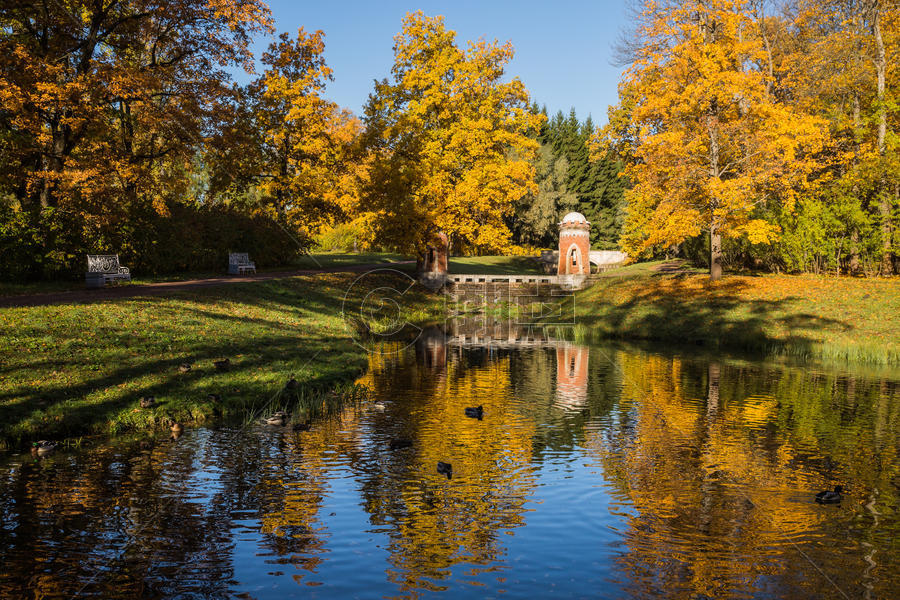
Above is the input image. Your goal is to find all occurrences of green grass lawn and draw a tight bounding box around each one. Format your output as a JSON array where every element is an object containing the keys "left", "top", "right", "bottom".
[
  {"left": 292, "top": 251, "right": 411, "bottom": 270},
  {"left": 448, "top": 255, "right": 544, "bottom": 275},
  {"left": 571, "top": 263, "right": 900, "bottom": 364},
  {"left": 0, "top": 253, "right": 551, "bottom": 298},
  {"left": 0, "top": 252, "right": 412, "bottom": 298},
  {"left": 0, "top": 271, "right": 440, "bottom": 450}
]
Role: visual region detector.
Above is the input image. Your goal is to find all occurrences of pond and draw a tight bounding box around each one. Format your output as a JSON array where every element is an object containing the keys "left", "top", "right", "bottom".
[{"left": 1, "top": 321, "right": 898, "bottom": 598}]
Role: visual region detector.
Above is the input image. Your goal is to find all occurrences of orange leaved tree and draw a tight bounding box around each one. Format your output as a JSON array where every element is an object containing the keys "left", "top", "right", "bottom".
[
  {"left": 0, "top": 0, "right": 272, "bottom": 212},
  {"left": 602, "top": 0, "right": 826, "bottom": 280}
]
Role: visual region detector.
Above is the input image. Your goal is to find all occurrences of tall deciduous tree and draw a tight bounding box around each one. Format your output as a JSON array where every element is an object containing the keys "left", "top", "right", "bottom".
[
  {"left": 0, "top": 0, "right": 272, "bottom": 211},
  {"left": 604, "top": 0, "right": 826, "bottom": 280},
  {"left": 360, "top": 12, "right": 542, "bottom": 258},
  {"left": 206, "top": 28, "right": 359, "bottom": 238},
  {"left": 779, "top": 0, "right": 898, "bottom": 275}
]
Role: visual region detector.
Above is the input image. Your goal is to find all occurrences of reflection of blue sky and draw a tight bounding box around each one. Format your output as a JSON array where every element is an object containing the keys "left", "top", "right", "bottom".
[
  {"left": 172, "top": 429, "right": 226, "bottom": 507},
  {"left": 230, "top": 465, "right": 396, "bottom": 597},
  {"left": 484, "top": 455, "right": 627, "bottom": 597}
]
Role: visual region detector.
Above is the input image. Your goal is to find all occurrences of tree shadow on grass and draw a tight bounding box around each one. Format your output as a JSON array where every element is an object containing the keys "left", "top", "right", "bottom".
[
  {"left": 0, "top": 272, "right": 430, "bottom": 448},
  {"left": 1, "top": 332, "right": 364, "bottom": 447},
  {"left": 576, "top": 277, "right": 851, "bottom": 357}
]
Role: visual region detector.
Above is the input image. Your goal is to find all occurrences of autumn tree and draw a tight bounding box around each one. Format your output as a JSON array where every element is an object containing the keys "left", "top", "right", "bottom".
[
  {"left": 206, "top": 28, "right": 356, "bottom": 238},
  {"left": 0, "top": 0, "right": 272, "bottom": 211},
  {"left": 360, "top": 12, "right": 542, "bottom": 259},
  {"left": 784, "top": 0, "right": 899, "bottom": 275},
  {"left": 602, "top": 0, "right": 826, "bottom": 280}
]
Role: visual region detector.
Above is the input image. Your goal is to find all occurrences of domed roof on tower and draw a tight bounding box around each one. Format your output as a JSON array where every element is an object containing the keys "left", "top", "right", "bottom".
[{"left": 560, "top": 211, "right": 589, "bottom": 226}]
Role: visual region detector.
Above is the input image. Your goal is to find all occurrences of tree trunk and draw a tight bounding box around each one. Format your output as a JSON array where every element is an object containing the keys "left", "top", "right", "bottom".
[
  {"left": 850, "top": 93, "right": 862, "bottom": 275},
  {"left": 38, "top": 120, "right": 68, "bottom": 208},
  {"left": 706, "top": 74, "right": 721, "bottom": 282},
  {"left": 850, "top": 228, "right": 860, "bottom": 275},
  {"left": 710, "top": 225, "right": 723, "bottom": 282},
  {"left": 873, "top": 6, "right": 893, "bottom": 274},
  {"left": 39, "top": 175, "right": 52, "bottom": 208},
  {"left": 415, "top": 252, "right": 425, "bottom": 275},
  {"left": 753, "top": 1, "right": 775, "bottom": 96}
]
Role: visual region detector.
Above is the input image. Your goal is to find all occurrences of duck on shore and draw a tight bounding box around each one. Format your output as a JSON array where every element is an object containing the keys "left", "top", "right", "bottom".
[
  {"left": 178, "top": 363, "right": 192, "bottom": 373},
  {"left": 139, "top": 396, "right": 156, "bottom": 409},
  {"left": 213, "top": 358, "right": 231, "bottom": 371},
  {"left": 815, "top": 485, "right": 844, "bottom": 504},
  {"left": 264, "top": 411, "right": 288, "bottom": 426}
]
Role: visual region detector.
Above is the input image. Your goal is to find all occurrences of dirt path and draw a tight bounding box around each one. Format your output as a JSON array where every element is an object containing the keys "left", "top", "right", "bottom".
[{"left": 0, "top": 262, "right": 415, "bottom": 308}]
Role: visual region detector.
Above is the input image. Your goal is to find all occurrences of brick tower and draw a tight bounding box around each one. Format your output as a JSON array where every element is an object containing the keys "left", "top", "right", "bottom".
[{"left": 557, "top": 212, "right": 591, "bottom": 275}]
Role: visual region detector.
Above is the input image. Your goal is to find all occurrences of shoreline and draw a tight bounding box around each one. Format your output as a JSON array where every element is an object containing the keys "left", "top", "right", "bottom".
[{"left": 0, "top": 272, "right": 440, "bottom": 450}]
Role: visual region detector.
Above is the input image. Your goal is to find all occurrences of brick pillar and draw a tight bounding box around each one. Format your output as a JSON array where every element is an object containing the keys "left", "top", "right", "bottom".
[{"left": 423, "top": 231, "right": 449, "bottom": 274}]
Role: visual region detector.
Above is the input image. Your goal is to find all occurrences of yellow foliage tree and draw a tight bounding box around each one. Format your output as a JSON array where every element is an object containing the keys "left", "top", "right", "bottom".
[
  {"left": 0, "top": 0, "right": 272, "bottom": 211},
  {"left": 206, "top": 28, "right": 362, "bottom": 240},
  {"left": 601, "top": 0, "right": 826, "bottom": 280},
  {"left": 360, "top": 12, "right": 542, "bottom": 259},
  {"left": 252, "top": 28, "right": 349, "bottom": 237},
  {"left": 787, "top": 0, "right": 900, "bottom": 275}
]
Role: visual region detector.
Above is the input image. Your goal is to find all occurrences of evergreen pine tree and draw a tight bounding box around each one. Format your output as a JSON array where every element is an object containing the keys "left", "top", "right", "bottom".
[{"left": 512, "top": 106, "right": 626, "bottom": 249}]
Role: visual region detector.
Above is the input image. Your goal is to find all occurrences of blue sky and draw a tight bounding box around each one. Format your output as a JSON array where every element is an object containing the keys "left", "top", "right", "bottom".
[{"left": 235, "top": 1, "right": 629, "bottom": 125}]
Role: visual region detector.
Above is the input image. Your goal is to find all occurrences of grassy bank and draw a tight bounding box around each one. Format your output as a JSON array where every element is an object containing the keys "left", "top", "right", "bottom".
[
  {"left": 572, "top": 262, "right": 900, "bottom": 364},
  {"left": 449, "top": 255, "right": 544, "bottom": 274},
  {"left": 0, "top": 272, "right": 440, "bottom": 450}
]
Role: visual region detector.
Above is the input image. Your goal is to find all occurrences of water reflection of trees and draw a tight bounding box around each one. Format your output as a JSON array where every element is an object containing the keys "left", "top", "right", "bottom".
[
  {"left": 0, "top": 435, "right": 237, "bottom": 597},
  {"left": 1, "top": 337, "right": 898, "bottom": 599},
  {"left": 356, "top": 336, "right": 539, "bottom": 593},
  {"left": 582, "top": 352, "right": 900, "bottom": 599},
  {"left": 357, "top": 333, "right": 899, "bottom": 598}
]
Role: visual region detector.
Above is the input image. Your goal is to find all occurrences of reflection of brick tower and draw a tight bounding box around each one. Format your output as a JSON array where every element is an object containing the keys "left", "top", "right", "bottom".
[
  {"left": 555, "top": 345, "right": 589, "bottom": 410},
  {"left": 416, "top": 326, "right": 447, "bottom": 371},
  {"left": 557, "top": 212, "right": 591, "bottom": 275}
]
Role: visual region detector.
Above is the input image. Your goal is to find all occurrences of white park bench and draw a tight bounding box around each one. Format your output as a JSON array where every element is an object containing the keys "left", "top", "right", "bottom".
[
  {"left": 228, "top": 252, "right": 256, "bottom": 275},
  {"left": 86, "top": 254, "right": 131, "bottom": 288}
]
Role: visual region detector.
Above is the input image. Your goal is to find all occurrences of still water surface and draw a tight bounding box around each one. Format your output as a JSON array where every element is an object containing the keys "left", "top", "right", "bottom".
[{"left": 1, "top": 327, "right": 898, "bottom": 598}]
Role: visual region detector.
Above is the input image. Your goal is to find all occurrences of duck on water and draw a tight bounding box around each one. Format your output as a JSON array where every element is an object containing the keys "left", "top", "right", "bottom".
[{"left": 815, "top": 485, "right": 844, "bottom": 504}]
